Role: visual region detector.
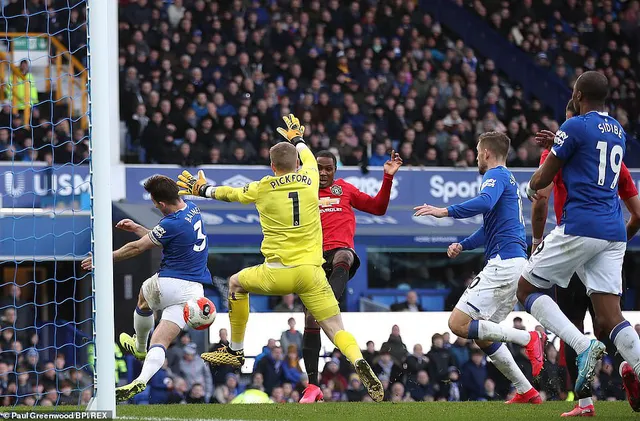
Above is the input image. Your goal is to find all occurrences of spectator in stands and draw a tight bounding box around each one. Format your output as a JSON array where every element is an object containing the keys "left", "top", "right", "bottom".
[
  {"left": 390, "top": 291, "right": 424, "bottom": 312},
  {"left": 321, "top": 358, "right": 348, "bottom": 391},
  {"left": 409, "top": 370, "right": 435, "bottom": 402},
  {"left": 149, "top": 359, "right": 173, "bottom": 404},
  {"left": 373, "top": 349, "right": 403, "bottom": 384},
  {"left": 540, "top": 344, "right": 566, "bottom": 401},
  {"left": 273, "top": 294, "right": 303, "bottom": 312},
  {"left": 167, "top": 332, "right": 191, "bottom": 375},
  {"left": 451, "top": 337, "right": 471, "bottom": 367},
  {"left": 405, "top": 344, "right": 429, "bottom": 382},
  {"left": 186, "top": 383, "right": 206, "bottom": 404},
  {"left": 209, "top": 328, "right": 234, "bottom": 385},
  {"left": 253, "top": 339, "right": 276, "bottom": 371},
  {"left": 255, "top": 345, "right": 285, "bottom": 395},
  {"left": 346, "top": 373, "right": 367, "bottom": 402},
  {"left": 597, "top": 356, "right": 625, "bottom": 401},
  {"left": 461, "top": 350, "right": 487, "bottom": 401},
  {"left": 380, "top": 325, "right": 408, "bottom": 364},
  {"left": 178, "top": 343, "right": 213, "bottom": 403},
  {"left": 167, "top": 377, "right": 188, "bottom": 404},
  {"left": 282, "top": 345, "right": 303, "bottom": 386},
  {"left": 362, "top": 341, "right": 379, "bottom": 367},
  {"left": 280, "top": 318, "right": 303, "bottom": 358},
  {"left": 427, "top": 333, "right": 456, "bottom": 392}
]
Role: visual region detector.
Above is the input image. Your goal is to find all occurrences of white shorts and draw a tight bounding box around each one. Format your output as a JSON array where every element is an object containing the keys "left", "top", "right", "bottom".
[
  {"left": 455, "top": 256, "right": 526, "bottom": 323},
  {"left": 522, "top": 225, "right": 626, "bottom": 296},
  {"left": 141, "top": 273, "right": 205, "bottom": 329}
]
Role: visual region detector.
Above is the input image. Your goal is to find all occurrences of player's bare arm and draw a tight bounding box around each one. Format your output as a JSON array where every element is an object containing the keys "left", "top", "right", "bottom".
[
  {"left": 413, "top": 204, "right": 448, "bottom": 217},
  {"left": 80, "top": 234, "right": 158, "bottom": 270},
  {"left": 624, "top": 195, "right": 640, "bottom": 239},
  {"left": 530, "top": 182, "right": 553, "bottom": 251},
  {"left": 527, "top": 152, "right": 563, "bottom": 200},
  {"left": 116, "top": 218, "right": 150, "bottom": 238}
]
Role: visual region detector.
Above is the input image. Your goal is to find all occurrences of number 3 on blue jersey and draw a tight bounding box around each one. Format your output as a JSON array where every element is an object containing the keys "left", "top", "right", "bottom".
[
  {"left": 596, "top": 141, "right": 623, "bottom": 189},
  {"left": 193, "top": 220, "right": 206, "bottom": 252}
]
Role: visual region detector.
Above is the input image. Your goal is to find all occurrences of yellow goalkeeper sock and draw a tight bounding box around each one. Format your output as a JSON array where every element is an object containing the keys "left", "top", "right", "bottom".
[
  {"left": 334, "top": 330, "right": 363, "bottom": 363},
  {"left": 229, "top": 292, "right": 249, "bottom": 351}
]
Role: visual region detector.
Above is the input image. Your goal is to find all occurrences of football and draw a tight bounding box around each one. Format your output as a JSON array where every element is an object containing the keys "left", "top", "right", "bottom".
[{"left": 183, "top": 297, "right": 217, "bottom": 330}]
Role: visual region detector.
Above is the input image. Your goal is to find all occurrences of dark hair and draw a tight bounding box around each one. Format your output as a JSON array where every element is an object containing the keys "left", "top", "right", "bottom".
[
  {"left": 316, "top": 150, "right": 337, "bottom": 167},
  {"left": 566, "top": 99, "right": 577, "bottom": 115},
  {"left": 478, "top": 131, "right": 511, "bottom": 160},
  {"left": 143, "top": 175, "right": 180, "bottom": 204},
  {"left": 575, "top": 71, "right": 608, "bottom": 103}
]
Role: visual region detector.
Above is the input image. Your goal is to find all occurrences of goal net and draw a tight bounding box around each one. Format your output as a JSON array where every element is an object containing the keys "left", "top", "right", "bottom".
[{"left": 0, "top": 0, "right": 115, "bottom": 412}]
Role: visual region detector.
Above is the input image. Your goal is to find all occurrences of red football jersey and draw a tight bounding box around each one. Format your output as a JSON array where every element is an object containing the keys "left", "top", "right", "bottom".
[
  {"left": 540, "top": 149, "right": 638, "bottom": 225},
  {"left": 319, "top": 175, "right": 393, "bottom": 251}
]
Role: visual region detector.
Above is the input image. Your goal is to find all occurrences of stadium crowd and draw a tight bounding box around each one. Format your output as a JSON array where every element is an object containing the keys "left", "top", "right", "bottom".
[
  {"left": 111, "top": 0, "right": 564, "bottom": 168},
  {"left": 467, "top": 0, "right": 640, "bottom": 136}
]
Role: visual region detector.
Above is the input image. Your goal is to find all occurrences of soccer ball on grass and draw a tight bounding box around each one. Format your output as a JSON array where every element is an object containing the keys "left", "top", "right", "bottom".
[{"left": 183, "top": 297, "right": 216, "bottom": 330}]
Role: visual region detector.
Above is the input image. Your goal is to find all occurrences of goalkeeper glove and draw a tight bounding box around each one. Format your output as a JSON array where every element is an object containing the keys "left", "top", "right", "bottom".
[
  {"left": 177, "top": 170, "right": 212, "bottom": 197},
  {"left": 276, "top": 114, "right": 306, "bottom": 146}
]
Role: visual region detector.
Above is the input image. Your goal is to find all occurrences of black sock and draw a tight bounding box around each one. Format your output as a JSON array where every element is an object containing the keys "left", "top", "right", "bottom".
[
  {"left": 328, "top": 262, "right": 350, "bottom": 298},
  {"left": 303, "top": 328, "right": 321, "bottom": 386},
  {"left": 564, "top": 342, "right": 578, "bottom": 392}
]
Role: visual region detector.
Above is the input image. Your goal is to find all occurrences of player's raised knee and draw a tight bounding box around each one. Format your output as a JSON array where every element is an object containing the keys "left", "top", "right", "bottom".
[
  {"left": 333, "top": 249, "right": 354, "bottom": 267},
  {"left": 448, "top": 313, "right": 469, "bottom": 338}
]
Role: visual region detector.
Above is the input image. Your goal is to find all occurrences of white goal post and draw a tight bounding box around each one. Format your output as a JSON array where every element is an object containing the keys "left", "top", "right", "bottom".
[{"left": 87, "top": 0, "right": 118, "bottom": 414}]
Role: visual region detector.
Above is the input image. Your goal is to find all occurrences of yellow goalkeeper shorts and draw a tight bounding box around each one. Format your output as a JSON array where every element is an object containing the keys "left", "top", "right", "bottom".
[{"left": 237, "top": 263, "right": 339, "bottom": 322}]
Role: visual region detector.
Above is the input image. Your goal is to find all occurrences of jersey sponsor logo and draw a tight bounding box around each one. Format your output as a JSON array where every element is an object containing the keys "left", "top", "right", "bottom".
[
  {"left": 480, "top": 178, "right": 496, "bottom": 190},
  {"left": 330, "top": 185, "right": 343, "bottom": 196},
  {"left": 152, "top": 225, "right": 166, "bottom": 239},
  {"left": 319, "top": 197, "right": 341, "bottom": 207},
  {"left": 554, "top": 130, "right": 567, "bottom": 147},
  {"left": 222, "top": 174, "right": 253, "bottom": 188}
]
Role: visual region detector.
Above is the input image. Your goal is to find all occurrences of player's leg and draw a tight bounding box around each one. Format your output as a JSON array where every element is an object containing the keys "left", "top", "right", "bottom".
[
  {"left": 518, "top": 231, "right": 608, "bottom": 395},
  {"left": 298, "top": 265, "right": 383, "bottom": 402},
  {"left": 302, "top": 311, "right": 321, "bottom": 387},
  {"left": 201, "top": 269, "right": 252, "bottom": 367},
  {"left": 116, "top": 314, "right": 182, "bottom": 402},
  {"left": 302, "top": 248, "right": 359, "bottom": 391},
  {"left": 584, "top": 241, "right": 640, "bottom": 410},
  {"left": 449, "top": 259, "right": 546, "bottom": 376},
  {"left": 120, "top": 275, "right": 160, "bottom": 360},
  {"left": 327, "top": 248, "right": 358, "bottom": 300}
]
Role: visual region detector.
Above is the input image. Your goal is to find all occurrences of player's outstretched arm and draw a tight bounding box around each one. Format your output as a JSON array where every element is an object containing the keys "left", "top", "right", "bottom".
[
  {"left": 80, "top": 235, "right": 159, "bottom": 270},
  {"left": 352, "top": 150, "right": 403, "bottom": 215},
  {"left": 443, "top": 171, "right": 505, "bottom": 219},
  {"left": 115, "top": 218, "right": 149, "bottom": 238},
  {"left": 176, "top": 169, "right": 258, "bottom": 204},
  {"left": 528, "top": 153, "right": 562, "bottom": 198}
]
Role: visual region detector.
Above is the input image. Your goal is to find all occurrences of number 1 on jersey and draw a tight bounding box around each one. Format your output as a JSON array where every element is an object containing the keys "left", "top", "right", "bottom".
[{"left": 288, "top": 191, "right": 300, "bottom": 226}]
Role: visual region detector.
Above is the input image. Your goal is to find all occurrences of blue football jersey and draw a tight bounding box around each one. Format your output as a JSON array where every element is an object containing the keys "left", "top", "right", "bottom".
[
  {"left": 148, "top": 200, "right": 212, "bottom": 283},
  {"left": 447, "top": 166, "right": 527, "bottom": 261},
  {"left": 552, "top": 111, "right": 626, "bottom": 242}
]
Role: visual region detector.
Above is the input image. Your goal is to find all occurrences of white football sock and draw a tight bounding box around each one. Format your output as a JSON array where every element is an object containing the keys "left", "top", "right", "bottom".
[
  {"left": 136, "top": 345, "right": 165, "bottom": 383},
  {"left": 487, "top": 344, "right": 533, "bottom": 394},
  {"left": 477, "top": 320, "right": 531, "bottom": 346},
  {"left": 578, "top": 397, "right": 593, "bottom": 407},
  {"left": 133, "top": 308, "right": 154, "bottom": 352},
  {"left": 611, "top": 322, "right": 640, "bottom": 377},
  {"left": 529, "top": 294, "right": 590, "bottom": 354},
  {"left": 231, "top": 341, "right": 244, "bottom": 351}
]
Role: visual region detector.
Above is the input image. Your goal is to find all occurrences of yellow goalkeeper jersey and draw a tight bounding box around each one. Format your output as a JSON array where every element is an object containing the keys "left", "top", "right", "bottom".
[{"left": 214, "top": 146, "right": 322, "bottom": 267}]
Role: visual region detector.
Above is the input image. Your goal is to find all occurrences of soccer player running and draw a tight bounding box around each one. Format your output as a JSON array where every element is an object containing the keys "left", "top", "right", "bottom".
[
  {"left": 300, "top": 149, "right": 403, "bottom": 403},
  {"left": 81, "top": 175, "right": 212, "bottom": 402},
  {"left": 413, "top": 131, "right": 544, "bottom": 404},
  {"left": 515, "top": 71, "right": 640, "bottom": 407},
  {"left": 176, "top": 114, "right": 385, "bottom": 402},
  {"left": 532, "top": 100, "right": 640, "bottom": 417}
]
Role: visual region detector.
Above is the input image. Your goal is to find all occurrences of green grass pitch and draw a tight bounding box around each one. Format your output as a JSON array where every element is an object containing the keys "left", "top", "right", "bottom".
[{"left": 110, "top": 402, "right": 638, "bottom": 421}]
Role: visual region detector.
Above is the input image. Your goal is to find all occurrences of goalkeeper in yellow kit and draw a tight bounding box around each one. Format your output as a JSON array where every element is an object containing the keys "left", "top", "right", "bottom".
[{"left": 176, "top": 114, "right": 384, "bottom": 402}]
